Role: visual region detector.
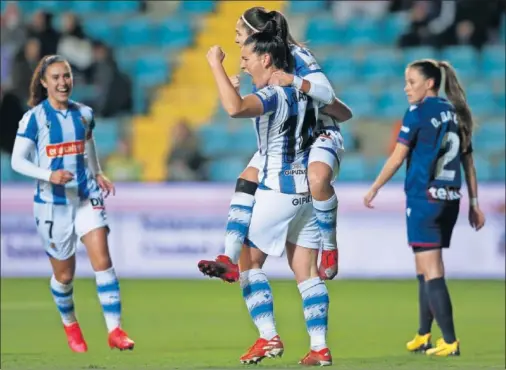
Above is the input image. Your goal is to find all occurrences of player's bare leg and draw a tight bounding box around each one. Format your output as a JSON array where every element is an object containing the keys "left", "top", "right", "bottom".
[
  {"left": 238, "top": 245, "right": 284, "bottom": 364},
  {"left": 82, "top": 227, "right": 134, "bottom": 351},
  {"left": 415, "top": 248, "right": 460, "bottom": 356},
  {"left": 49, "top": 254, "right": 87, "bottom": 353},
  {"left": 286, "top": 242, "right": 332, "bottom": 366},
  {"left": 308, "top": 161, "right": 339, "bottom": 280},
  {"left": 198, "top": 166, "right": 259, "bottom": 283}
]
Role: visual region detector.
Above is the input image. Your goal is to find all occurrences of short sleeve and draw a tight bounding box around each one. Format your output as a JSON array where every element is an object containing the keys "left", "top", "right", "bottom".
[
  {"left": 293, "top": 47, "right": 322, "bottom": 77},
  {"left": 254, "top": 86, "right": 279, "bottom": 115},
  {"left": 16, "top": 112, "right": 38, "bottom": 142},
  {"left": 397, "top": 105, "right": 421, "bottom": 147}
]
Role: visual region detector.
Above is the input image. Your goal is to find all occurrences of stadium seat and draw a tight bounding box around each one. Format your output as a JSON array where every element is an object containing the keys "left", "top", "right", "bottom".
[
  {"left": 158, "top": 19, "right": 194, "bottom": 49},
  {"left": 305, "top": 17, "right": 342, "bottom": 47},
  {"left": 67, "top": 0, "right": 104, "bottom": 13},
  {"left": 135, "top": 54, "right": 170, "bottom": 86},
  {"left": 105, "top": 0, "right": 140, "bottom": 13},
  {"left": 440, "top": 46, "right": 479, "bottom": 79},
  {"left": 82, "top": 18, "right": 118, "bottom": 45},
  {"left": 360, "top": 49, "right": 402, "bottom": 82},
  {"left": 473, "top": 122, "right": 505, "bottom": 154},
  {"left": 320, "top": 57, "right": 358, "bottom": 84},
  {"left": 338, "top": 86, "right": 377, "bottom": 118},
  {"left": 382, "top": 13, "right": 409, "bottom": 44},
  {"left": 493, "top": 159, "right": 505, "bottom": 181},
  {"left": 402, "top": 46, "right": 438, "bottom": 66},
  {"left": 466, "top": 85, "right": 498, "bottom": 117},
  {"left": 31, "top": 0, "right": 68, "bottom": 12},
  {"left": 119, "top": 17, "right": 154, "bottom": 47},
  {"left": 1, "top": 152, "right": 14, "bottom": 182},
  {"left": 482, "top": 46, "right": 505, "bottom": 79},
  {"left": 344, "top": 18, "right": 382, "bottom": 47},
  {"left": 337, "top": 155, "right": 368, "bottom": 181},
  {"left": 288, "top": 0, "right": 326, "bottom": 14},
  {"left": 370, "top": 157, "right": 405, "bottom": 182},
  {"left": 179, "top": 0, "right": 216, "bottom": 14},
  {"left": 198, "top": 125, "right": 230, "bottom": 157},
  {"left": 208, "top": 158, "right": 247, "bottom": 181},
  {"left": 377, "top": 87, "right": 408, "bottom": 119},
  {"left": 473, "top": 155, "right": 493, "bottom": 181},
  {"left": 93, "top": 118, "right": 121, "bottom": 158}
]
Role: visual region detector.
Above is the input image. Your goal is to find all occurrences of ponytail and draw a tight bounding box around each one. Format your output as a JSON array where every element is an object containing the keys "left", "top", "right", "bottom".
[
  {"left": 244, "top": 23, "right": 289, "bottom": 71},
  {"left": 28, "top": 55, "right": 68, "bottom": 107},
  {"left": 438, "top": 61, "right": 475, "bottom": 153}
]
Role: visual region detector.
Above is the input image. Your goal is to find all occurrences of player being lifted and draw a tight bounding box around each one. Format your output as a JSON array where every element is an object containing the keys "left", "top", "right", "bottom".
[
  {"left": 199, "top": 7, "right": 351, "bottom": 284},
  {"left": 206, "top": 22, "right": 346, "bottom": 366},
  {"left": 11, "top": 55, "right": 134, "bottom": 352},
  {"left": 363, "top": 59, "right": 486, "bottom": 356}
]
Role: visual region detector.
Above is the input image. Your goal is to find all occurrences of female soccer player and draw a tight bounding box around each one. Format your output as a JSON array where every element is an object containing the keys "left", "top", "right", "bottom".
[
  {"left": 11, "top": 55, "right": 134, "bottom": 353},
  {"left": 206, "top": 23, "right": 339, "bottom": 366},
  {"left": 199, "top": 7, "right": 351, "bottom": 283},
  {"left": 363, "top": 59, "right": 486, "bottom": 356}
]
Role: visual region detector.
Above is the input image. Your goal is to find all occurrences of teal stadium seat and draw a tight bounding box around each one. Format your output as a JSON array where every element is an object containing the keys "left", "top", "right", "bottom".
[
  {"left": 83, "top": 18, "right": 118, "bottom": 45},
  {"left": 494, "top": 160, "right": 505, "bottom": 181},
  {"left": 287, "top": 0, "right": 326, "bottom": 14},
  {"left": 482, "top": 46, "right": 505, "bottom": 79},
  {"left": 320, "top": 57, "right": 358, "bottom": 84},
  {"left": 93, "top": 118, "right": 120, "bottom": 158},
  {"left": 473, "top": 155, "right": 493, "bottom": 182},
  {"left": 465, "top": 84, "right": 498, "bottom": 117},
  {"left": 158, "top": 18, "right": 193, "bottom": 49},
  {"left": 199, "top": 125, "right": 230, "bottom": 157},
  {"left": 135, "top": 53, "right": 169, "bottom": 86},
  {"left": 227, "top": 127, "right": 258, "bottom": 157},
  {"left": 382, "top": 13, "right": 409, "bottom": 44},
  {"left": 208, "top": 158, "right": 246, "bottom": 182},
  {"left": 377, "top": 87, "right": 408, "bottom": 119},
  {"left": 119, "top": 17, "right": 154, "bottom": 47},
  {"left": 339, "top": 125, "right": 357, "bottom": 152},
  {"left": 305, "top": 17, "right": 342, "bottom": 47},
  {"left": 473, "top": 121, "right": 505, "bottom": 154},
  {"left": 339, "top": 86, "right": 377, "bottom": 118},
  {"left": 31, "top": 0, "right": 67, "bottom": 12},
  {"left": 360, "top": 49, "right": 402, "bottom": 82},
  {"left": 105, "top": 0, "right": 140, "bottom": 13},
  {"left": 441, "top": 46, "right": 479, "bottom": 79},
  {"left": 337, "top": 155, "right": 368, "bottom": 181},
  {"left": 402, "top": 46, "right": 438, "bottom": 66},
  {"left": 179, "top": 0, "right": 216, "bottom": 14},
  {"left": 371, "top": 157, "right": 405, "bottom": 182},
  {"left": 344, "top": 18, "right": 382, "bottom": 47},
  {"left": 67, "top": 0, "right": 104, "bottom": 13},
  {"left": 1, "top": 152, "right": 14, "bottom": 182}
]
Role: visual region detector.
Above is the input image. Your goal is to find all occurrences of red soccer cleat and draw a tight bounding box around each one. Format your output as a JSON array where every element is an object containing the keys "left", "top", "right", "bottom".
[
  {"left": 240, "top": 336, "right": 284, "bottom": 364},
  {"left": 318, "top": 249, "right": 339, "bottom": 280},
  {"left": 299, "top": 348, "right": 333, "bottom": 366},
  {"left": 108, "top": 327, "right": 135, "bottom": 351},
  {"left": 198, "top": 255, "right": 239, "bottom": 283},
  {"left": 64, "top": 322, "right": 88, "bottom": 353}
]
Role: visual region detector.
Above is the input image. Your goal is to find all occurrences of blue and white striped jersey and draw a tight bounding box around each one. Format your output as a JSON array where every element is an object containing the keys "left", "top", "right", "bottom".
[
  {"left": 16, "top": 99, "right": 99, "bottom": 205},
  {"left": 290, "top": 44, "right": 322, "bottom": 77},
  {"left": 253, "top": 85, "right": 321, "bottom": 194}
]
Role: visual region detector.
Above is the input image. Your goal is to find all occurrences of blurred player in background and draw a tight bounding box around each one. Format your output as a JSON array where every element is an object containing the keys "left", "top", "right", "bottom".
[
  {"left": 199, "top": 7, "right": 352, "bottom": 284},
  {"left": 205, "top": 24, "right": 345, "bottom": 365},
  {"left": 363, "top": 59, "right": 486, "bottom": 356},
  {"left": 11, "top": 55, "right": 134, "bottom": 353}
]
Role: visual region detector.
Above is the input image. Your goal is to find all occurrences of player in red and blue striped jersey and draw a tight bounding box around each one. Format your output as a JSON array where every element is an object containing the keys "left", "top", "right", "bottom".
[
  {"left": 364, "top": 59, "right": 486, "bottom": 357},
  {"left": 11, "top": 55, "right": 134, "bottom": 353}
]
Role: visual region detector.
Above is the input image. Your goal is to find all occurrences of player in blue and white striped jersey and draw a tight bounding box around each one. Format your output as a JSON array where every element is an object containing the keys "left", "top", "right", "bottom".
[
  {"left": 203, "top": 26, "right": 341, "bottom": 366},
  {"left": 200, "top": 9, "right": 352, "bottom": 297},
  {"left": 11, "top": 55, "right": 134, "bottom": 352}
]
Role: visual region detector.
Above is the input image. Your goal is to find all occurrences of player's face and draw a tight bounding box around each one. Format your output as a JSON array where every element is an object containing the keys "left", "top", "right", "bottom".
[
  {"left": 240, "top": 44, "right": 270, "bottom": 88},
  {"left": 235, "top": 19, "right": 252, "bottom": 47},
  {"left": 404, "top": 67, "right": 433, "bottom": 104},
  {"left": 41, "top": 62, "right": 73, "bottom": 107}
]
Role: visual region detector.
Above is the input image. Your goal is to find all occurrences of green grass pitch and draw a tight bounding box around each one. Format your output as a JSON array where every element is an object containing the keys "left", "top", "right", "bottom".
[{"left": 1, "top": 279, "right": 504, "bottom": 369}]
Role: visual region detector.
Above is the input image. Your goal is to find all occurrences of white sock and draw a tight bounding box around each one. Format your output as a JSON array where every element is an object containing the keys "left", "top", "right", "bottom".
[
  {"left": 50, "top": 275, "right": 76, "bottom": 326},
  {"left": 95, "top": 267, "right": 121, "bottom": 333},
  {"left": 224, "top": 192, "right": 255, "bottom": 263},
  {"left": 298, "top": 277, "right": 329, "bottom": 351}
]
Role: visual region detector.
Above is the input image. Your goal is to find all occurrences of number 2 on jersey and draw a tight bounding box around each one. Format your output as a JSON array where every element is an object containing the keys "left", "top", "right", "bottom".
[{"left": 434, "top": 132, "right": 460, "bottom": 181}]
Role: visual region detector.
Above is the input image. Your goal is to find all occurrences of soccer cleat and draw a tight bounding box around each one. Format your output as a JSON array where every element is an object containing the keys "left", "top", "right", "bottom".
[
  {"left": 64, "top": 322, "right": 88, "bottom": 353},
  {"left": 299, "top": 348, "right": 332, "bottom": 366},
  {"left": 198, "top": 255, "right": 239, "bottom": 283},
  {"left": 240, "top": 336, "right": 284, "bottom": 364},
  {"left": 318, "top": 249, "right": 339, "bottom": 280},
  {"left": 108, "top": 327, "right": 135, "bottom": 351},
  {"left": 426, "top": 338, "right": 460, "bottom": 356},
  {"left": 406, "top": 333, "right": 432, "bottom": 353}
]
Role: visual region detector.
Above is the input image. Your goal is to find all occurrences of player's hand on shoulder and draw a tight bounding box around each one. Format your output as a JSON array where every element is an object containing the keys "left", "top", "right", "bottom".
[
  {"left": 207, "top": 45, "right": 225, "bottom": 67},
  {"left": 269, "top": 71, "right": 294, "bottom": 87},
  {"left": 469, "top": 205, "right": 485, "bottom": 231},
  {"left": 230, "top": 74, "right": 240, "bottom": 91},
  {"left": 49, "top": 170, "right": 74, "bottom": 185},
  {"left": 96, "top": 173, "right": 115, "bottom": 198}
]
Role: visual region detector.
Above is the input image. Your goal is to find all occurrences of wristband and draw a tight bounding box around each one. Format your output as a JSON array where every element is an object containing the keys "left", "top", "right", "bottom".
[{"left": 470, "top": 198, "right": 478, "bottom": 207}]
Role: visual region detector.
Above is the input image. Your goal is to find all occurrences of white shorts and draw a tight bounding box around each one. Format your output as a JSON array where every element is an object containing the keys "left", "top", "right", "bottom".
[
  {"left": 310, "top": 128, "right": 345, "bottom": 181},
  {"left": 245, "top": 188, "right": 320, "bottom": 257},
  {"left": 33, "top": 195, "right": 108, "bottom": 260}
]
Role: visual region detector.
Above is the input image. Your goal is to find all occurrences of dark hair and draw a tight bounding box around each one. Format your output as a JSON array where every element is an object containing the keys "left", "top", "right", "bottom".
[
  {"left": 244, "top": 20, "right": 289, "bottom": 71},
  {"left": 28, "top": 55, "right": 69, "bottom": 107},
  {"left": 241, "top": 7, "right": 298, "bottom": 70},
  {"left": 409, "top": 59, "right": 474, "bottom": 152}
]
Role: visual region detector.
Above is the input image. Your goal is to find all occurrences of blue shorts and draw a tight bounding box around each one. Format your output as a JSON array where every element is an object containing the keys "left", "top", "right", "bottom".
[{"left": 406, "top": 198, "right": 460, "bottom": 249}]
